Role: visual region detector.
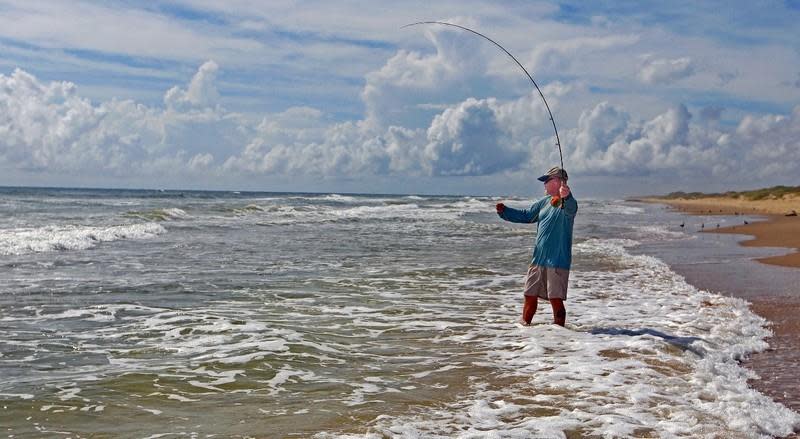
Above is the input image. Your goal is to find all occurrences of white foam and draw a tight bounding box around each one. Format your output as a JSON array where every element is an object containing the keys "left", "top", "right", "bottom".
[
  {"left": 126, "top": 207, "right": 190, "bottom": 221},
  {"left": 36, "top": 306, "right": 119, "bottom": 322},
  {"left": 318, "top": 239, "right": 800, "bottom": 438},
  {"left": 265, "top": 366, "right": 320, "bottom": 396},
  {"left": 158, "top": 208, "right": 189, "bottom": 220},
  {"left": 0, "top": 393, "right": 34, "bottom": 400},
  {"left": 323, "top": 194, "right": 361, "bottom": 203},
  {"left": 188, "top": 369, "right": 243, "bottom": 392},
  {"left": 214, "top": 194, "right": 498, "bottom": 226},
  {"left": 0, "top": 222, "right": 166, "bottom": 255},
  {"left": 166, "top": 394, "right": 197, "bottom": 402},
  {"left": 632, "top": 224, "right": 691, "bottom": 240},
  {"left": 585, "top": 200, "right": 646, "bottom": 215}
]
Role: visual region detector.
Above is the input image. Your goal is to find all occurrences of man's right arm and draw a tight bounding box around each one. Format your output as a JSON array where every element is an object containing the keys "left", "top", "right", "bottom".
[{"left": 496, "top": 201, "right": 541, "bottom": 223}]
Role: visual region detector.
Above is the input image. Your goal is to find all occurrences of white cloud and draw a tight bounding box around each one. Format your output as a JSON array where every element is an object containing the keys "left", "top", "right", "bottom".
[
  {"left": 2, "top": 53, "right": 799, "bottom": 194},
  {"left": 164, "top": 60, "right": 220, "bottom": 110},
  {"left": 527, "top": 34, "right": 639, "bottom": 72},
  {"left": 221, "top": 121, "right": 418, "bottom": 177},
  {"left": 0, "top": 64, "right": 243, "bottom": 177},
  {"left": 563, "top": 101, "right": 800, "bottom": 183},
  {"left": 734, "top": 107, "right": 800, "bottom": 179},
  {"left": 0, "top": 68, "right": 109, "bottom": 171},
  {"left": 188, "top": 152, "right": 214, "bottom": 170},
  {"left": 638, "top": 56, "right": 695, "bottom": 85},
  {"left": 423, "top": 98, "right": 526, "bottom": 175},
  {"left": 362, "top": 17, "right": 493, "bottom": 130}
]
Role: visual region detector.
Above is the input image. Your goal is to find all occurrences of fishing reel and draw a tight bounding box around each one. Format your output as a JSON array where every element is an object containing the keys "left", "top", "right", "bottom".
[{"left": 550, "top": 196, "right": 565, "bottom": 209}]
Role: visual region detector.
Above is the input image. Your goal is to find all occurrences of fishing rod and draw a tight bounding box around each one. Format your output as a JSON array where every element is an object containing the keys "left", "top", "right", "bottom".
[{"left": 402, "top": 21, "right": 564, "bottom": 172}]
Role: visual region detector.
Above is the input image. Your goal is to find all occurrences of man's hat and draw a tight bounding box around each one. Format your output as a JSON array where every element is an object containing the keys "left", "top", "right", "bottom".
[{"left": 537, "top": 166, "right": 568, "bottom": 182}]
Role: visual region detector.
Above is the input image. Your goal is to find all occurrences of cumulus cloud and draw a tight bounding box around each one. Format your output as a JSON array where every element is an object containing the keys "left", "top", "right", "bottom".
[
  {"left": 0, "top": 63, "right": 240, "bottom": 177},
  {"left": 2, "top": 56, "right": 799, "bottom": 191},
  {"left": 638, "top": 56, "right": 695, "bottom": 85},
  {"left": 361, "top": 17, "right": 496, "bottom": 129},
  {"left": 221, "top": 89, "right": 564, "bottom": 179},
  {"left": 563, "top": 101, "right": 800, "bottom": 182},
  {"left": 423, "top": 98, "right": 526, "bottom": 175},
  {"left": 0, "top": 68, "right": 127, "bottom": 172},
  {"left": 164, "top": 60, "right": 220, "bottom": 110},
  {"left": 566, "top": 102, "right": 713, "bottom": 175},
  {"left": 733, "top": 107, "right": 800, "bottom": 178}
]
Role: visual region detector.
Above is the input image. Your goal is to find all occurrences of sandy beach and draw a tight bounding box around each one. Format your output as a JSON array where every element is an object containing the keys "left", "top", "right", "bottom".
[
  {"left": 641, "top": 194, "right": 800, "bottom": 267},
  {"left": 642, "top": 194, "right": 800, "bottom": 427}
]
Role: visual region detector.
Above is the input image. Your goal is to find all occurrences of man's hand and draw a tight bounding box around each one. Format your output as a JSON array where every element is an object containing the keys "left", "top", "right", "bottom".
[
  {"left": 496, "top": 202, "right": 505, "bottom": 215},
  {"left": 559, "top": 184, "right": 571, "bottom": 198}
]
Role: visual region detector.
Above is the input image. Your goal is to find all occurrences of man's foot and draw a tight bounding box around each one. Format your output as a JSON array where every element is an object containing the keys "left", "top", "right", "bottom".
[{"left": 518, "top": 318, "right": 531, "bottom": 326}]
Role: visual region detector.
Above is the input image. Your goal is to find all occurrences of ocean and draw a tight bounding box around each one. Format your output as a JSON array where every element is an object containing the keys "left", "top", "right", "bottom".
[{"left": 1, "top": 187, "right": 798, "bottom": 438}]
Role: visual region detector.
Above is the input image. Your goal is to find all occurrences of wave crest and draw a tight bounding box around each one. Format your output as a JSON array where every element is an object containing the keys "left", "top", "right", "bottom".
[{"left": 0, "top": 223, "right": 167, "bottom": 255}]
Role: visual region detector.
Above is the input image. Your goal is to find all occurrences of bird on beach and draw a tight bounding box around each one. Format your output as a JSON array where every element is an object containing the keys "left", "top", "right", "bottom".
[{"left": 679, "top": 222, "right": 685, "bottom": 228}]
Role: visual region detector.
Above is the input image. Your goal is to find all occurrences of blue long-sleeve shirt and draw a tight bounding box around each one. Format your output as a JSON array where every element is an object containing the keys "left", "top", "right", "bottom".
[{"left": 498, "top": 194, "right": 578, "bottom": 270}]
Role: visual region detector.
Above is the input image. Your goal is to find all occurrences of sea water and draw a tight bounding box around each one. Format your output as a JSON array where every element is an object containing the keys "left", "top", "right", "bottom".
[{"left": 0, "top": 187, "right": 798, "bottom": 438}]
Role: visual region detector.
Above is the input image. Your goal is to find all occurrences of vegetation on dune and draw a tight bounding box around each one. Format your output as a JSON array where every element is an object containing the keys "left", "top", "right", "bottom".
[{"left": 659, "top": 186, "right": 800, "bottom": 200}]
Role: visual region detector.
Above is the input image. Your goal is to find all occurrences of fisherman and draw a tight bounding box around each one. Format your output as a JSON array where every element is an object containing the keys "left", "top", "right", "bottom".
[{"left": 495, "top": 166, "right": 578, "bottom": 327}]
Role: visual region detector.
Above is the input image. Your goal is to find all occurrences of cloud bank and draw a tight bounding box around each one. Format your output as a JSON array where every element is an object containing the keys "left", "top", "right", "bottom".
[
  {"left": 4, "top": 61, "right": 798, "bottom": 188},
  {"left": 1, "top": 20, "right": 798, "bottom": 194}
]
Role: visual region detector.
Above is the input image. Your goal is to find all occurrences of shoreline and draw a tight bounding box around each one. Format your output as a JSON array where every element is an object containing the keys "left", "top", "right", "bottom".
[
  {"left": 640, "top": 197, "right": 800, "bottom": 427},
  {"left": 637, "top": 196, "right": 800, "bottom": 268}
]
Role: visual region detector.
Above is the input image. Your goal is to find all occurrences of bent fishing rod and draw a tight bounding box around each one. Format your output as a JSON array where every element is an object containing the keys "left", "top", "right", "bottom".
[{"left": 402, "top": 21, "right": 564, "bottom": 172}]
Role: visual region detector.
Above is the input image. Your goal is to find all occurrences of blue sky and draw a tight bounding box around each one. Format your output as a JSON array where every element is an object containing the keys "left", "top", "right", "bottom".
[{"left": 0, "top": 0, "right": 798, "bottom": 196}]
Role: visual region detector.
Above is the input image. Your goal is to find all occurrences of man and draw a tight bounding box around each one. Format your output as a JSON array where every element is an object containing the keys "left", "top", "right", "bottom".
[{"left": 495, "top": 166, "right": 578, "bottom": 327}]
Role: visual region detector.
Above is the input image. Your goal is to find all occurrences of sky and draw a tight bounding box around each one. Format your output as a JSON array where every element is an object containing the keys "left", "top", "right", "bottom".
[{"left": 1, "top": 0, "right": 799, "bottom": 197}]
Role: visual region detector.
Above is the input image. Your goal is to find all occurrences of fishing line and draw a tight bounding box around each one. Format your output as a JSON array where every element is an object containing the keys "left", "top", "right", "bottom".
[{"left": 402, "top": 21, "right": 564, "bottom": 171}]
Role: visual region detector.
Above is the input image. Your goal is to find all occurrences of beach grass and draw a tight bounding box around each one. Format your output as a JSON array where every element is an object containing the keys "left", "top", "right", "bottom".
[{"left": 657, "top": 185, "right": 800, "bottom": 201}]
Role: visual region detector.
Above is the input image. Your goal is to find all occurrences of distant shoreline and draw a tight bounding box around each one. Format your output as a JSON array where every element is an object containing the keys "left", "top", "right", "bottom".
[{"left": 637, "top": 195, "right": 800, "bottom": 268}]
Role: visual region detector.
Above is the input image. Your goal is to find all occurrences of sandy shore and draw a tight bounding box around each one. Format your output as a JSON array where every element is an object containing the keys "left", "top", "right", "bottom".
[
  {"left": 639, "top": 194, "right": 799, "bottom": 215},
  {"left": 641, "top": 195, "right": 800, "bottom": 428},
  {"left": 640, "top": 196, "right": 800, "bottom": 268}
]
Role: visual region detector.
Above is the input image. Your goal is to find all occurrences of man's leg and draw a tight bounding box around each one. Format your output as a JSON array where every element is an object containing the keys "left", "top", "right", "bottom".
[
  {"left": 521, "top": 295, "right": 538, "bottom": 325},
  {"left": 550, "top": 298, "right": 566, "bottom": 326},
  {"left": 521, "top": 265, "right": 545, "bottom": 325}
]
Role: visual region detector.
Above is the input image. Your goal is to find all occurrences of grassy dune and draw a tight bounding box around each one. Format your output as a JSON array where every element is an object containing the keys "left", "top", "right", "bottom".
[{"left": 657, "top": 185, "right": 800, "bottom": 201}]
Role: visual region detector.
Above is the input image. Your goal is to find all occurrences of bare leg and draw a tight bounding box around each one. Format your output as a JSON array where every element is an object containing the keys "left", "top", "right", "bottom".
[
  {"left": 521, "top": 295, "right": 538, "bottom": 325},
  {"left": 550, "top": 298, "right": 566, "bottom": 326}
]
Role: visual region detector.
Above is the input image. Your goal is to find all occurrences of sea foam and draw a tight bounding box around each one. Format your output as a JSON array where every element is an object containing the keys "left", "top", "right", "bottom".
[
  {"left": 316, "top": 239, "right": 800, "bottom": 438},
  {"left": 0, "top": 222, "right": 166, "bottom": 255}
]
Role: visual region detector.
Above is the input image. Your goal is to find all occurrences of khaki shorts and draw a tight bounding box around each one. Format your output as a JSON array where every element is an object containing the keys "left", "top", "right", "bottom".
[{"left": 523, "top": 264, "right": 570, "bottom": 300}]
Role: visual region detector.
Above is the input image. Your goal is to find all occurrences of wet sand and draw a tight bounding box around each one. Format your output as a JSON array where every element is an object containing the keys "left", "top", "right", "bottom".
[
  {"left": 645, "top": 196, "right": 800, "bottom": 268},
  {"left": 642, "top": 197, "right": 800, "bottom": 436}
]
